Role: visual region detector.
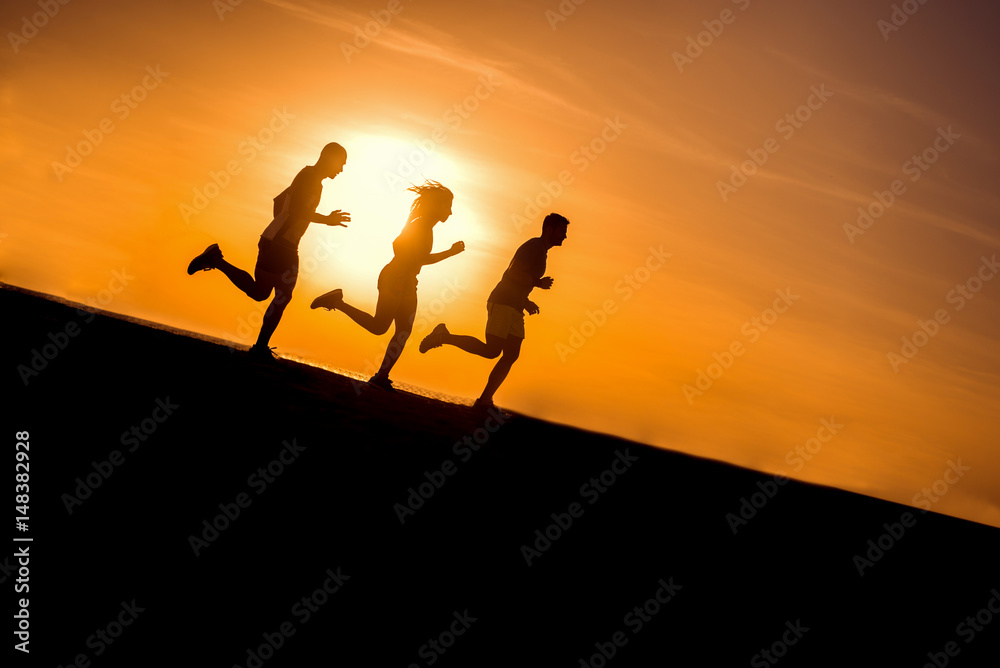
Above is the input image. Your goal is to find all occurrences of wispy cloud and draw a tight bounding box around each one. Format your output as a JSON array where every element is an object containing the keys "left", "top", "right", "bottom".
[{"left": 262, "top": 0, "right": 599, "bottom": 123}]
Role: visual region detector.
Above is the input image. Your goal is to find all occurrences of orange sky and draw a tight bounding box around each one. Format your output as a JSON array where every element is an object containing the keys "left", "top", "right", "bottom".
[{"left": 4, "top": 0, "right": 1000, "bottom": 528}]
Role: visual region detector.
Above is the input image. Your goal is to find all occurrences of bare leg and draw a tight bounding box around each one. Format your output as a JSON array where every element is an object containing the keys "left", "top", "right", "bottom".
[
  {"left": 374, "top": 292, "right": 417, "bottom": 378},
  {"left": 479, "top": 336, "right": 522, "bottom": 403},
  {"left": 215, "top": 259, "right": 272, "bottom": 301},
  {"left": 255, "top": 286, "right": 292, "bottom": 348},
  {"left": 375, "top": 321, "right": 412, "bottom": 378},
  {"left": 250, "top": 266, "right": 296, "bottom": 349},
  {"left": 337, "top": 292, "right": 398, "bottom": 335},
  {"left": 443, "top": 332, "right": 503, "bottom": 359}
]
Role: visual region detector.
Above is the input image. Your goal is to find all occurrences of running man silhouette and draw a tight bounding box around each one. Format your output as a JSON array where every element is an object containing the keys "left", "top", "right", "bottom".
[
  {"left": 419, "top": 213, "right": 569, "bottom": 410},
  {"left": 186, "top": 142, "right": 350, "bottom": 360},
  {"left": 310, "top": 180, "right": 464, "bottom": 391}
]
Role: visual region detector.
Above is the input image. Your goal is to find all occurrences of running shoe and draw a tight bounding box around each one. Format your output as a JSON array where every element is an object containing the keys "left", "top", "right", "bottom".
[
  {"left": 419, "top": 323, "right": 449, "bottom": 353},
  {"left": 187, "top": 243, "right": 222, "bottom": 274},
  {"left": 367, "top": 375, "right": 396, "bottom": 392},
  {"left": 310, "top": 289, "right": 343, "bottom": 311}
]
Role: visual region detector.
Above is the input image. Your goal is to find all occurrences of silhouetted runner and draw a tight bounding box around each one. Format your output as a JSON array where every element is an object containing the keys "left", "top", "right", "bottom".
[
  {"left": 187, "top": 143, "right": 350, "bottom": 360},
  {"left": 419, "top": 213, "right": 569, "bottom": 410},
  {"left": 310, "top": 180, "right": 464, "bottom": 391}
]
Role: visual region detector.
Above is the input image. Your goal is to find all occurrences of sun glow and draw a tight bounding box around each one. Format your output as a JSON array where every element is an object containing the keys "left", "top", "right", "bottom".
[{"left": 302, "top": 132, "right": 471, "bottom": 300}]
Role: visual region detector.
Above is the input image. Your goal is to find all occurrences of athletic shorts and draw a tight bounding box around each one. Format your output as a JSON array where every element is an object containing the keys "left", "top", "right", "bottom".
[
  {"left": 377, "top": 261, "right": 419, "bottom": 321},
  {"left": 256, "top": 237, "right": 298, "bottom": 277},
  {"left": 485, "top": 302, "right": 525, "bottom": 340},
  {"left": 378, "top": 261, "right": 418, "bottom": 296}
]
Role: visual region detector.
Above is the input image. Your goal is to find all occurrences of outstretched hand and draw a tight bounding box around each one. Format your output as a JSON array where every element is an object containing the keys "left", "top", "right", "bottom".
[
  {"left": 537, "top": 276, "right": 554, "bottom": 290},
  {"left": 450, "top": 241, "right": 465, "bottom": 255},
  {"left": 327, "top": 210, "right": 351, "bottom": 227},
  {"left": 525, "top": 299, "right": 540, "bottom": 315}
]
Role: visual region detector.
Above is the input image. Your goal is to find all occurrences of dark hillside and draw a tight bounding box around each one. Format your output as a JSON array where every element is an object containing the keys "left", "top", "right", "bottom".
[{"left": 5, "top": 283, "right": 999, "bottom": 666}]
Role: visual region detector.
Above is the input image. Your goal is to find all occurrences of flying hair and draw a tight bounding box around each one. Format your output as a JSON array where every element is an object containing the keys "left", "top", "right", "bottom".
[{"left": 406, "top": 180, "right": 453, "bottom": 222}]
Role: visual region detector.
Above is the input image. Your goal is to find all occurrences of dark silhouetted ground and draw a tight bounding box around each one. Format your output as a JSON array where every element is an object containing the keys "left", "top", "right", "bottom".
[{"left": 5, "top": 283, "right": 999, "bottom": 666}]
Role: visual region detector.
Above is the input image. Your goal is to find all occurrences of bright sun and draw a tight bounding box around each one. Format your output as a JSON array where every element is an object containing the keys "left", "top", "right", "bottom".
[{"left": 300, "top": 132, "right": 464, "bottom": 299}]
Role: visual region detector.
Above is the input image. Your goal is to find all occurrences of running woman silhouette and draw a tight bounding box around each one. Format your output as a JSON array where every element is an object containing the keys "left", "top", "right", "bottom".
[{"left": 311, "top": 180, "right": 464, "bottom": 391}]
